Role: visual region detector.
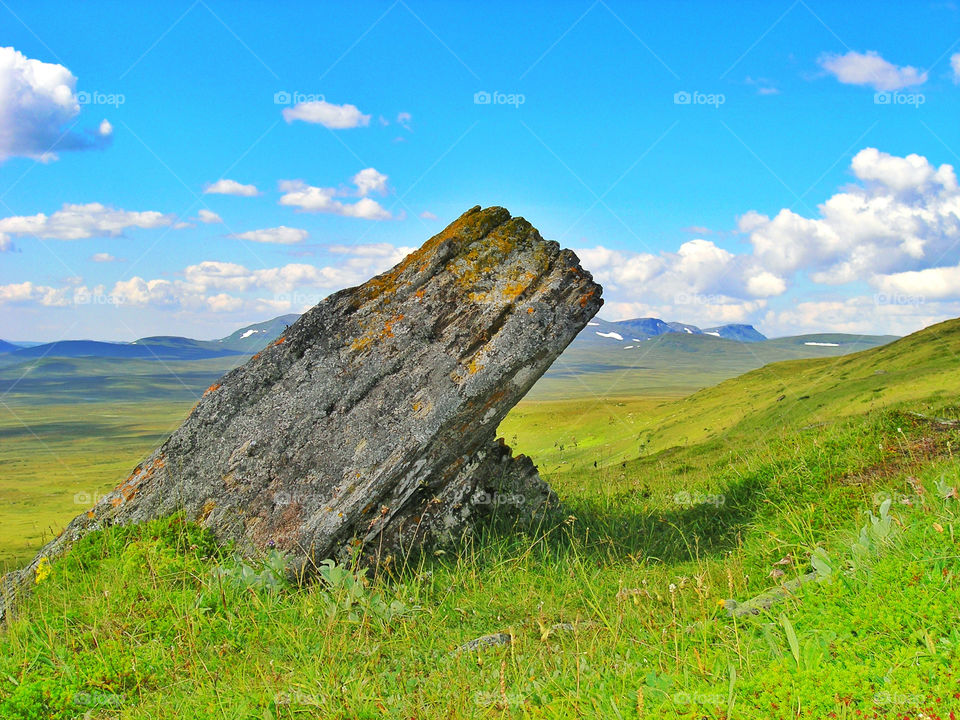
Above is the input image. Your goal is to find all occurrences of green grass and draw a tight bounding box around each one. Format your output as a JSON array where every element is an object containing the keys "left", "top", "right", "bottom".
[
  {"left": 0, "top": 401, "right": 190, "bottom": 572},
  {"left": 2, "top": 319, "right": 960, "bottom": 717}
]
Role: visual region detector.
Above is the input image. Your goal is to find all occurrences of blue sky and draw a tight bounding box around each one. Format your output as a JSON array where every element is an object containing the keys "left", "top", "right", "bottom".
[{"left": 2, "top": 1, "right": 960, "bottom": 341}]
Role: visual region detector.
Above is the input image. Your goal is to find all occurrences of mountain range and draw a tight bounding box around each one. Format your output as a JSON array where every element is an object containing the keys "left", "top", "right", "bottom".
[
  {"left": 0, "top": 314, "right": 299, "bottom": 361},
  {"left": 0, "top": 313, "right": 900, "bottom": 403}
]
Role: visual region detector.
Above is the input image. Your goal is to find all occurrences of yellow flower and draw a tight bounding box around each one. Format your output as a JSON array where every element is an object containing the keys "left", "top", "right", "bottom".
[{"left": 34, "top": 557, "right": 52, "bottom": 585}]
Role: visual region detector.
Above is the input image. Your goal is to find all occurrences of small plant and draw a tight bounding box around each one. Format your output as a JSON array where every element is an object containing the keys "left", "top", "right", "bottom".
[
  {"left": 312, "top": 559, "right": 412, "bottom": 624},
  {"left": 211, "top": 549, "right": 291, "bottom": 592}
]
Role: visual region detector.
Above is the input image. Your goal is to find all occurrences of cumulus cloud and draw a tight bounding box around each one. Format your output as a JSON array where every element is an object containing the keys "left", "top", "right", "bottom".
[
  {"left": 0, "top": 280, "right": 113, "bottom": 307},
  {"left": 282, "top": 100, "right": 370, "bottom": 129},
  {"left": 819, "top": 50, "right": 927, "bottom": 91},
  {"left": 761, "top": 296, "right": 960, "bottom": 338},
  {"left": 90, "top": 252, "right": 119, "bottom": 262},
  {"left": 420, "top": 211, "right": 439, "bottom": 221},
  {"left": 744, "top": 148, "right": 960, "bottom": 285},
  {"left": 196, "top": 209, "right": 222, "bottom": 224},
  {"left": 0, "top": 203, "right": 174, "bottom": 240},
  {"left": 0, "top": 243, "right": 416, "bottom": 315},
  {"left": 0, "top": 234, "right": 11, "bottom": 252},
  {"left": 203, "top": 179, "right": 259, "bottom": 196},
  {"left": 0, "top": 47, "right": 112, "bottom": 163},
  {"left": 351, "top": 168, "right": 388, "bottom": 196},
  {"left": 573, "top": 147, "right": 960, "bottom": 333},
  {"left": 952, "top": 53, "right": 960, "bottom": 84},
  {"left": 397, "top": 111, "right": 412, "bottom": 130},
  {"left": 230, "top": 226, "right": 308, "bottom": 245},
  {"left": 578, "top": 238, "right": 784, "bottom": 300},
  {"left": 278, "top": 167, "right": 391, "bottom": 220}
]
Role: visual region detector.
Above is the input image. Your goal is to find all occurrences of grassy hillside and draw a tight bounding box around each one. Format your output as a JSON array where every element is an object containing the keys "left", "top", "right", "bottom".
[
  {"left": 531, "top": 331, "right": 895, "bottom": 399},
  {"left": 1, "top": 320, "right": 958, "bottom": 717}
]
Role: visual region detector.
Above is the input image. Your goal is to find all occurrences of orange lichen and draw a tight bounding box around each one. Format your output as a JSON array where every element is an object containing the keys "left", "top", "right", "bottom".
[
  {"left": 579, "top": 290, "right": 595, "bottom": 308},
  {"left": 251, "top": 352, "right": 261, "bottom": 361},
  {"left": 199, "top": 499, "right": 216, "bottom": 522},
  {"left": 527, "top": 307, "right": 535, "bottom": 314},
  {"left": 351, "top": 313, "right": 404, "bottom": 351},
  {"left": 271, "top": 336, "right": 287, "bottom": 347},
  {"left": 204, "top": 383, "right": 221, "bottom": 396},
  {"left": 86, "top": 510, "right": 95, "bottom": 519}
]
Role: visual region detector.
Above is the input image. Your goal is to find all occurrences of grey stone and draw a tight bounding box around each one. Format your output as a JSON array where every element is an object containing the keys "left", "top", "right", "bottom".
[{"left": 1, "top": 206, "right": 602, "bottom": 621}]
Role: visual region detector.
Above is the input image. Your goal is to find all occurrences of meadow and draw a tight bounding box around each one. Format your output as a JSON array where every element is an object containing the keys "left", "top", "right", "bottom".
[{"left": 1, "top": 320, "right": 959, "bottom": 717}]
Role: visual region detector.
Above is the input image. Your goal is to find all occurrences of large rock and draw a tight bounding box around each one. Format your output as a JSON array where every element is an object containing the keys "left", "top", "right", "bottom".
[{"left": 1, "top": 206, "right": 602, "bottom": 618}]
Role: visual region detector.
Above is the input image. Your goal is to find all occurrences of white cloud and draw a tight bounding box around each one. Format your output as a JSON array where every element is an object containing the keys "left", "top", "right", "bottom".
[
  {"left": 278, "top": 168, "right": 392, "bottom": 220},
  {"left": 573, "top": 147, "right": 960, "bottom": 334},
  {"left": 0, "top": 234, "right": 11, "bottom": 252},
  {"left": 397, "top": 111, "right": 412, "bottom": 130},
  {"left": 420, "top": 211, "right": 438, "bottom": 221},
  {"left": 761, "top": 296, "right": 960, "bottom": 337},
  {"left": 352, "top": 167, "right": 388, "bottom": 196},
  {"left": 84, "top": 243, "right": 415, "bottom": 314},
  {"left": 576, "top": 239, "right": 784, "bottom": 306},
  {"left": 90, "top": 252, "right": 119, "bottom": 262},
  {"left": 197, "top": 209, "right": 222, "bottom": 224},
  {"left": 0, "top": 280, "right": 108, "bottom": 307},
  {"left": 203, "top": 179, "right": 259, "bottom": 196},
  {"left": 230, "top": 226, "right": 308, "bottom": 245},
  {"left": 744, "top": 148, "right": 960, "bottom": 284},
  {"left": 282, "top": 100, "right": 370, "bottom": 129},
  {"left": 0, "top": 202, "right": 174, "bottom": 240},
  {"left": 0, "top": 47, "right": 112, "bottom": 162},
  {"left": 873, "top": 264, "right": 960, "bottom": 300},
  {"left": 819, "top": 50, "right": 927, "bottom": 91},
  {"left": 951, "top": 53, "right": 960, "bottom": 84}
]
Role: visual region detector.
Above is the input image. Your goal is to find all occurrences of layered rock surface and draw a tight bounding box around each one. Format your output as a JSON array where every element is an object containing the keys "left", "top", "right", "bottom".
[{"left": 1, "top": 206, "right": 602, "bottom": 618}]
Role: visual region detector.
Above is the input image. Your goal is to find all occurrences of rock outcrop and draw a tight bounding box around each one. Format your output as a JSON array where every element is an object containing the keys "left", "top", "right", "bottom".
[{"left": 1, "top": 206, "right": 602, "bottom": 619}]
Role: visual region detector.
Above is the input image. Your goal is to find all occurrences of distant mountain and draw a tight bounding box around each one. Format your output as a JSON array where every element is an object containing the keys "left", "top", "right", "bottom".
[
  {"left": 214, "top": 314, "right": 300, "bottom": 353},
  {"left": 576, "top": 316, "right": 767, "bottom": 346},
  {"left": 0, "top": 316, "right": 300, "bottom": 363},
  {"left": 532, "top": 319, "right": 898, "bottom": 399},
  {"left": 703, "top": 324, "right": 767, "bottom": 342},
  {"left": 6, "top": 339, "right": 241, "bottom": 361}
]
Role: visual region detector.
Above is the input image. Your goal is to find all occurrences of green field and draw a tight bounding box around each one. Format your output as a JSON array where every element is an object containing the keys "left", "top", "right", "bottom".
[{"left": 2, "top": 320, "right": 960, "bottom": 717}]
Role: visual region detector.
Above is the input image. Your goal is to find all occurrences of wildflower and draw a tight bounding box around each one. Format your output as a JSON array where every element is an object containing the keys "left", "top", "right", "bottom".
[{"left": 34, "top": 557, "right": 52, "bottom": 585}]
